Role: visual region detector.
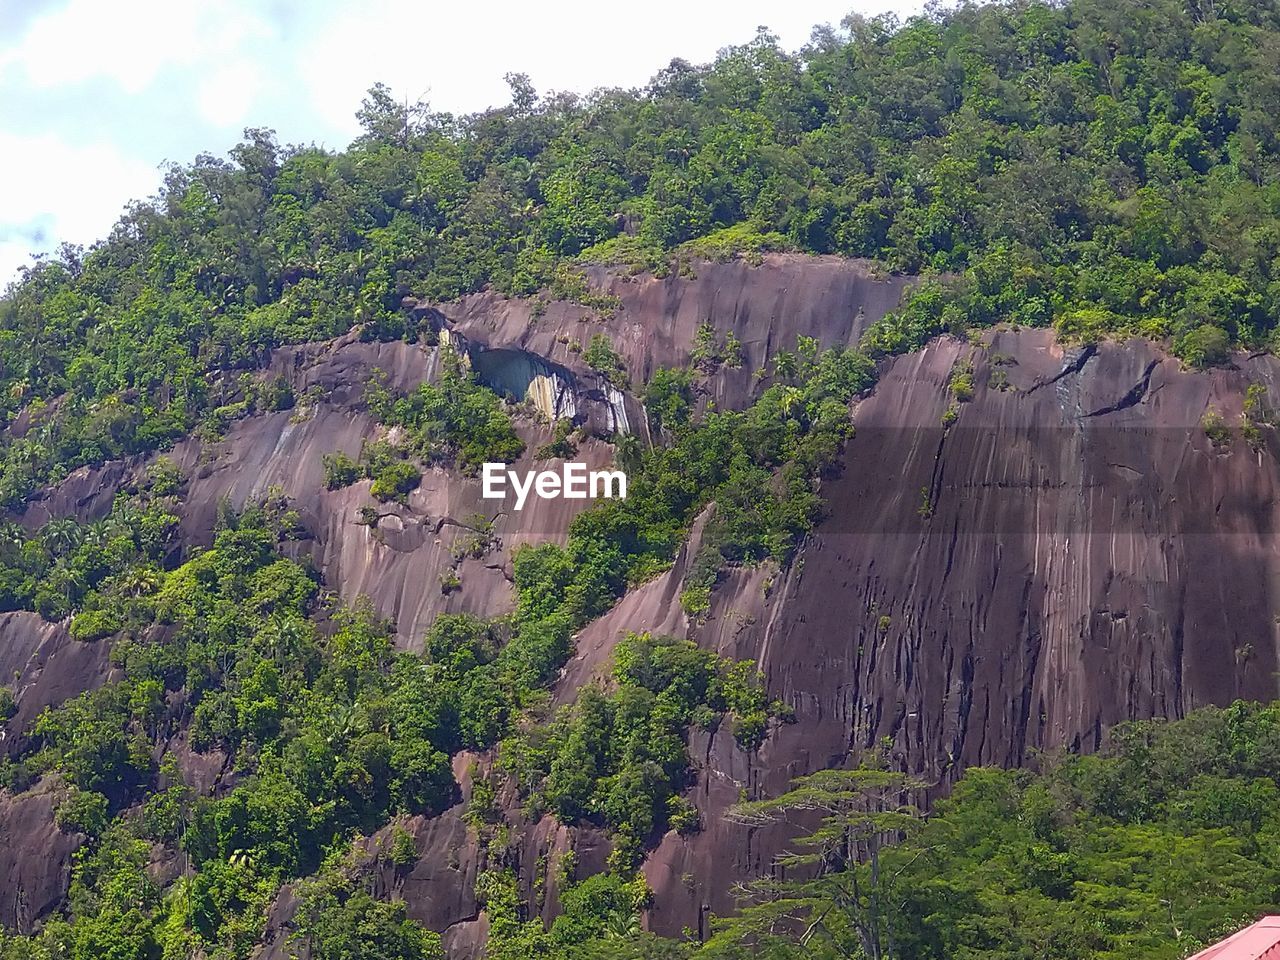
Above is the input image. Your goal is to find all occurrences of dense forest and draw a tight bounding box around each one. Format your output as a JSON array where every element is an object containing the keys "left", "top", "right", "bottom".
[
  {"left": 5, "top": 0, "right": 1280, "bottom": 507},
  {"left": 4, "top": 0, "right": 1280, "bottom": 956}
]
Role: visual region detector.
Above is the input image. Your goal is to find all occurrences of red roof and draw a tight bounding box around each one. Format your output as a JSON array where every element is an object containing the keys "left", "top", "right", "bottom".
[{"left": 1188, "top": 918, "right": 1280, "bottom": 960}]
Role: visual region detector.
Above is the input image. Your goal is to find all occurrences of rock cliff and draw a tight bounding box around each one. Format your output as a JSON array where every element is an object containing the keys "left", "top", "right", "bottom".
[{"left": 5, "top": 256, "right": 1280, "bottom": 949}]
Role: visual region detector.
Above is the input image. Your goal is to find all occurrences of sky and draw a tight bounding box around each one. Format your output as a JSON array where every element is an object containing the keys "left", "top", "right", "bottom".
[{"left": 0, "top": 0, "right": 923, "bottom": 286}]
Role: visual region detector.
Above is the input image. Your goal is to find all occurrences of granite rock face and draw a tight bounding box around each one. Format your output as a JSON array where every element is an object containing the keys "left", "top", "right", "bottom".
[
  {"left": 8, "top": 258, "right": 1280, "bottom": 952},
  {"left": 634, "top": 327, "right": 1280, "bottom": 934},
  {"left": 0, "top": 781, "right": 82, "bottom": 932}
]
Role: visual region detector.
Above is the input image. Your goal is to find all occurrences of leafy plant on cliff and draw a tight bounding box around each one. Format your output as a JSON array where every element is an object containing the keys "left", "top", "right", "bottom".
[
  {"left": 7, "top": 0, "right": 1280, "bottom": 507},
  {"left": 365, "top": 348, "right": 525, "bottom": 473}
]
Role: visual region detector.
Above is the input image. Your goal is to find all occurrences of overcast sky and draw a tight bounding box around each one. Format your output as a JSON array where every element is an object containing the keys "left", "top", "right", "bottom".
[{"left": 0, "top": 0, "right": 922, "bottom": 285}]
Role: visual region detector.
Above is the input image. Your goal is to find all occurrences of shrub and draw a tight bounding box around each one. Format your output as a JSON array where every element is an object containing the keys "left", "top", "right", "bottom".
[
  {"left": 1054, "top": 307, "right": 1124, "bottom": 343},
  {"left": 534, "top": 419, "right": 577, "bottom": 460},
  {"left": 69, "top": 608, "right": 122, "bottom": 642},
  {"left": 667, "top": 795, "right": 700, "bottom": 835},
  {"left": 56, "top": 788, "right": 109, "bottom": 836},
  {"left": 257, "top": 374, "right": 295, "bottom": 412},
  {"left": 389, "top": 825, "right": 418, "bottom": 869},
  {"left": 369, "top": 351, "right": 525, "bottom": 472},
  {"left": 370, "top": 460, "right": 421, "bottom": 502},
  {"left": 948, "top": 359, "right": 975, "bottom": 402},
  {"left": 322, "top": 451, "right": 362, "bottom": 490},
  {"left": 144, "top": 458, "right": 184, "bottom": 497},
  {"left": 676, "top": 222, "right": 791, "bottom": 263},
  {"left": 690, "top": 322, "right": 745, "bottom": 371},
  {"left": 679, "top": 585, "right": 711, "bottom": 620},
  {"left": 1176, "top": 325, "right": 1231, "bottom": 368},
  {"left": 583, "top": 334, "right": 627, "bottom": 385},
  {"left": 1203, "top": 409, "right": 1231, "bottom": 447},
  {"left": 644, "top": 368, "right": 695, "bottom": 433}
]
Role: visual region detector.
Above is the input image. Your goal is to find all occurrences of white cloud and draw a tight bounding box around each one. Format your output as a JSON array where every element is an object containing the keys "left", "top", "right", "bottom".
[
  {"left": 0, "top": 240, "right": 39, "bottom": 291},
  {"left": 2, "top": 0, "right": 272, "bottom": 94},
  {"left": 0, "top": 131, "right": 160, "bottom": 274},
  {"left": 197, "top": 60, "right": 265, "bottom": 129}
]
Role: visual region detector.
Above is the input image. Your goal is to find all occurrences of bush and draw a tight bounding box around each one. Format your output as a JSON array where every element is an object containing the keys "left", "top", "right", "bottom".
[
  {"left": 690, "top": 322, "right": 745, "bottom": 371},
  {"left": 1203, "top": 409, "right": 1231, "bottom": 447},
  {"left": 296, "top": 866, "right": 443, "bottom": 960},
  {"left": 370, "top": 460, "right": 421, "bottom": 502},
  {"left": 369, "top": 351, "right": 525, "bottom": 472},
  {"left": 69, "top": 608, "right": 122, "bottom": 642},
  {"left": 534, "top": 419, "right": 577, "bottom": 460},
  {"left": 56, "top": 788, "right": 110, "bottom": 835},
  {"left": 144, "top": 458, "right": 184, "bottom": 497},
  {"left": 322, "top": 451, "right": 362, "bottom": 490},
  {"left": 679, "top": 585, "right": 711, "bottom": 620},
  {"left": 583, "top": 334, "right": 627, "bottom": 385},
  {"left": 257, "top": 375, "right": 295, "bottom": 412},
  {"left": 1176, "top": 325, "right": 1231, "bottom": 368},
  {"left": 676, "top": 222, "right": 791, "bottom": 263},
  {"left": 948, "top": 359, "right": 975, "bottom": 402},
  {"left": 389, "top": 825, "right": 418, "bottom": 869},
  {"left": 644, "top": 368, "right": 695, "bottom": 433}
]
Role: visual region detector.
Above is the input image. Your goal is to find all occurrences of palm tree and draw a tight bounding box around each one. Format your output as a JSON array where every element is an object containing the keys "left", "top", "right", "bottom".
[
  {"left": 0, "top": 521, "right": 26, "bottom": 562},
  {"left": 259, "top": 615, "right": 311, "bottom": 665},
  {"left": 41, "top": 518, "right": 82, "bottom": 557},
  {"left": 117, "top": 564, "right": 161, "bottom": 597},
  {"left": 81, "top": 520, "right": 111, "bottom": 550},
  {"left": 604, "top": 910, "right": 643, "bottom": 940}
]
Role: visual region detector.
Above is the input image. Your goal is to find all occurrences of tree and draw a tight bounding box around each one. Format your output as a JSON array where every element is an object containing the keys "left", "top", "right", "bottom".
[
  {"left": 296, "top": 863, "right": 444, "bottom": 960},
  {"left": 355, "top": 83, "right": 430, "bottom": 148},
  {"left": 709, "top": 761, "right": 927, "bottom": 960}
]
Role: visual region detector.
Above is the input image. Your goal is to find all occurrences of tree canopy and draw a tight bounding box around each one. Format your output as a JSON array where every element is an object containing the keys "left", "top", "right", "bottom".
[{"left": 6, "top": 0, "right": 1280, "bottom": 502}]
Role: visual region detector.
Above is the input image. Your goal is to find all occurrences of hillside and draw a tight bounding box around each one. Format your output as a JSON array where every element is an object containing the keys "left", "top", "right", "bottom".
[{"left": 4, "top": 1, "right": 1280, "bottom": 958}]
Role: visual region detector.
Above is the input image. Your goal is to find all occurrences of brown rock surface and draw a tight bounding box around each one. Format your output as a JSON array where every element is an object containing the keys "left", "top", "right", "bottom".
[
  {"left": 445, "top": 254, "right": 912, "bottom": 412},
  {"left": 14, "top": 258, "right": 1280, "bottom": 953},
  {"left": 0, "top": 612, "right": 113, "bottom": 751},
  {"left": 0, "top": 780, "right": 80, "bottom": 932},
  {"left": 635, "top": 327, "right": 1280, "bottom": 934}
]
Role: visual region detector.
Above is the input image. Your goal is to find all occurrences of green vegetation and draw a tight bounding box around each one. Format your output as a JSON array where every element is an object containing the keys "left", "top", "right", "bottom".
[
  {"left": 0, "top": 463, "right": 181, "bottom": 623},
  {"left": 1203, "top": 408, "right": 1232, "bottom": 447},
  {"left": 322, "top": 351, "right": 523, "bottom": 498},
  {"left": 323, "top": 440, "right": 422, "bottom": 502},
  {"left": 365, "top": 349, "right": 525, "bottom": 473},
  {"left": 678, "top": 223, "right": 792, "bottom": 265},
  {"left": 690, "top": 323, "right": 745, "bottom": 373},
  {"left": 321, "top": 450, "right": 362, "bottom": 490},
  {"left": 5, "top": 0, "right": 1280, "bottom": 955},
  {"left": 504, "top": 339, "right": 873, "bottom": 714},
  {"left": 1177, "top": 324, "right": 1232, "bottom": 368},
  {"left": 0, "top": 504, "right": 467, "bottom": 956},
  {"left": 479, "top": 867, "right": 656, "bottom": 960},
  {"left": 583, "top": 333, "right": 627, "bottom": 386},
  {"left": 535, "top": 418, "right": 579, "bottom": 460},
  {"left": 643, "top": 368, "right": 695, "bottom": 434},
  {"left": 0, "top": 330, "right": 870, "bottom": 955},
  {"left": 477, "top": 702, "right": 1280, "bottom": 960},
  {"left": 501, "top": 632, "right": 775, "bottom": 868},
  {"left": 704, "top": 702, "right": 1280, "bottom": 960},
  {"left": 1242, "top": 382, "right": 1276, "bottom": 450},
  {"left": 294, "top": 854, "right": 445, "bottom": 959},
  {"left": 6, "top": 0, "right": 1280, "bottom": 504}
]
